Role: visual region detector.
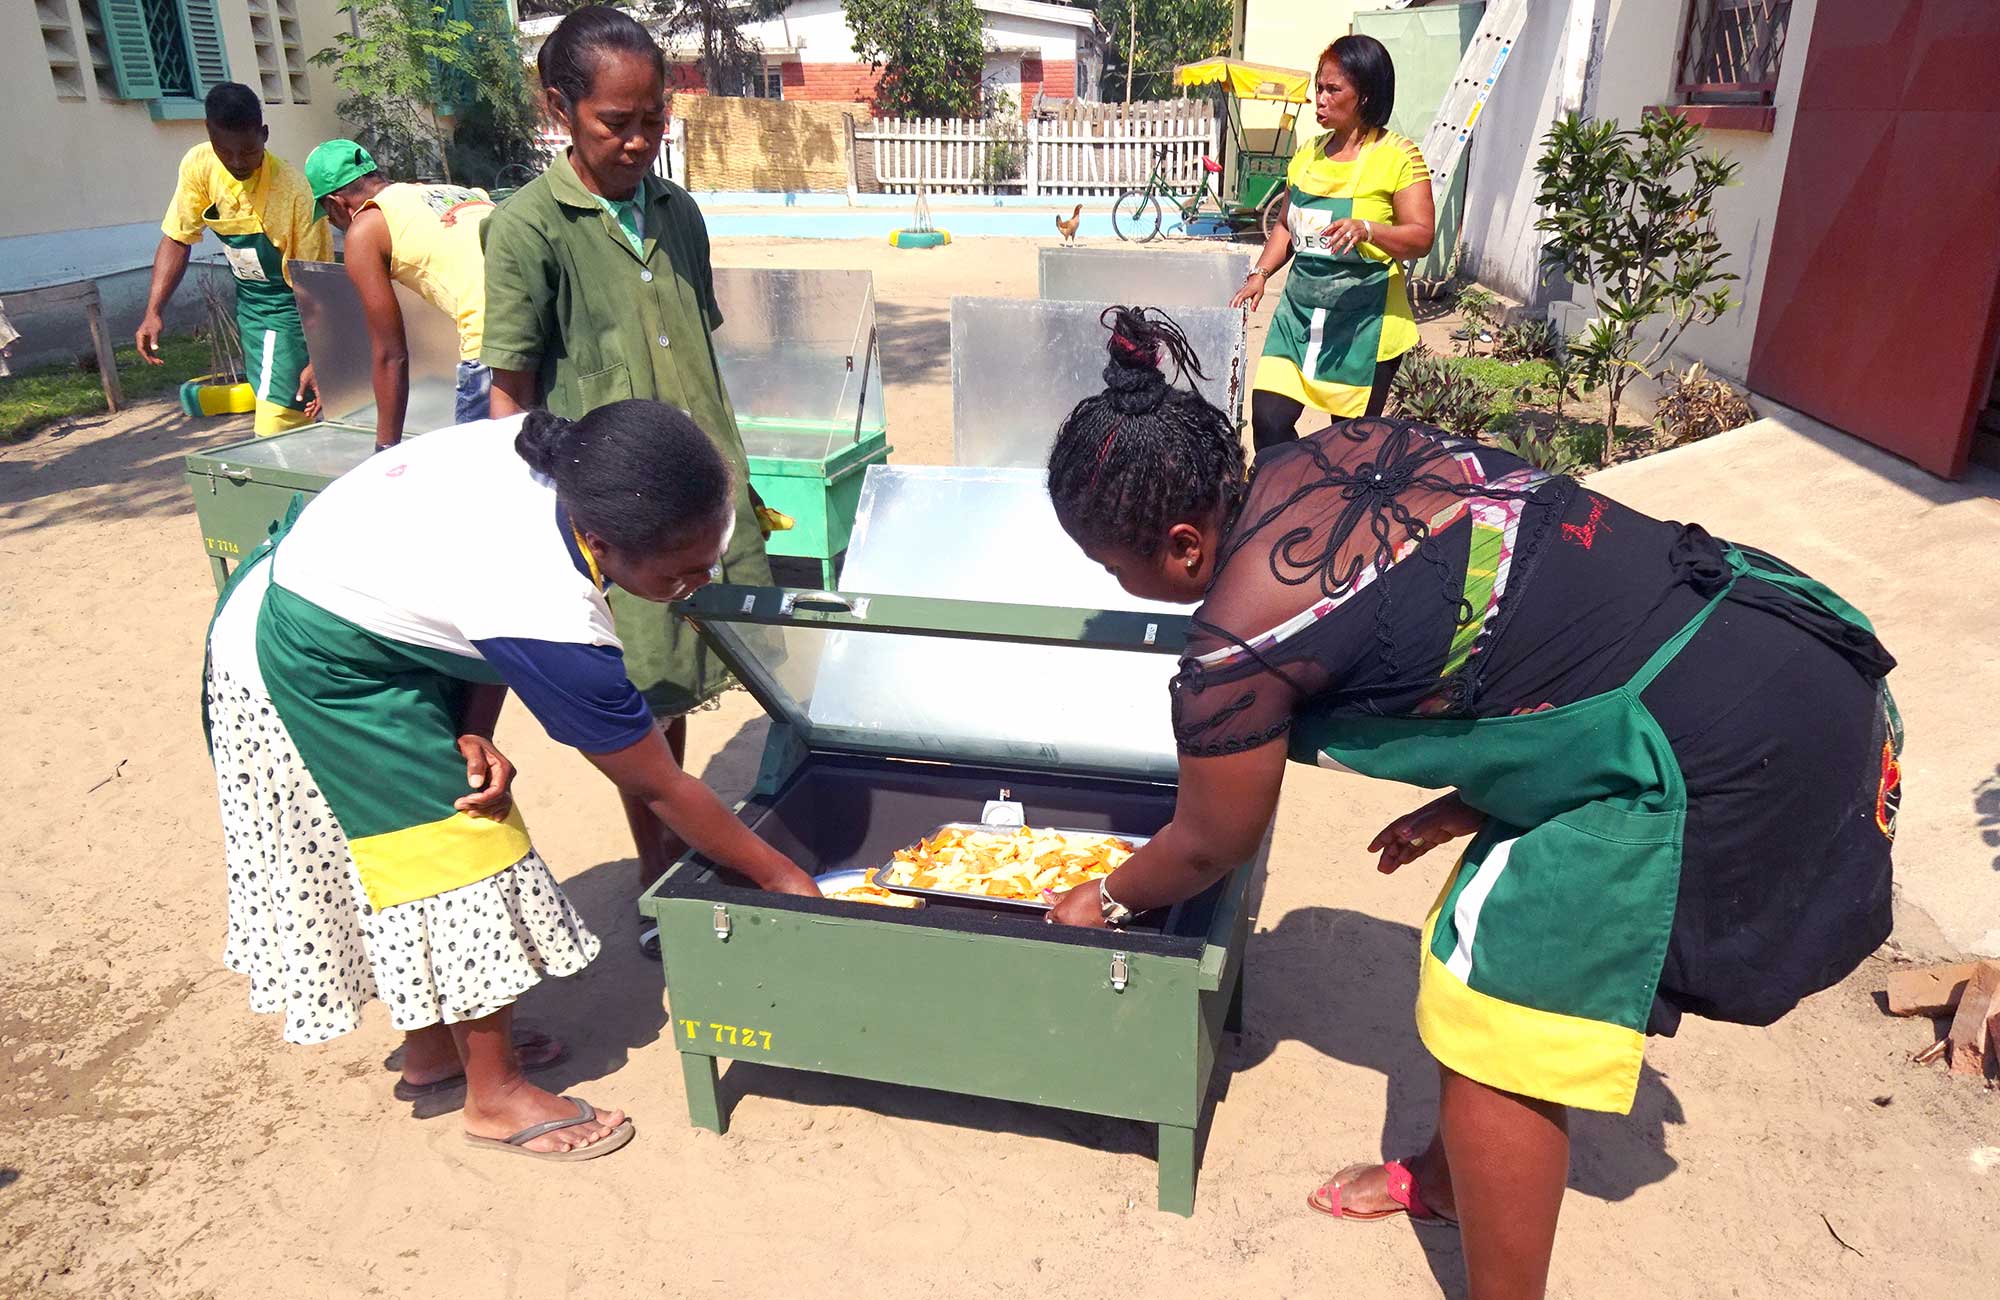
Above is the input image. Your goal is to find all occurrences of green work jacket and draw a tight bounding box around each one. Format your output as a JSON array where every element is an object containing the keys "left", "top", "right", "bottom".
[{"left": 480, "top": 152, "right": 771, "bottom": 715}]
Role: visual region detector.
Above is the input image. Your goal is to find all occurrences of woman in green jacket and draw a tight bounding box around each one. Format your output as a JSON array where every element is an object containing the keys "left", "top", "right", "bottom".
[{"left": 483, "top": 7, "right": 770, "bottom": 930}]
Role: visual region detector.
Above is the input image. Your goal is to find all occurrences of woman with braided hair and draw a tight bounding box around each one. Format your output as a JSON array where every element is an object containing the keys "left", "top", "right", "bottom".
[{"left": 1045, "top": 308, "right": 1900, "bottom": 1298}]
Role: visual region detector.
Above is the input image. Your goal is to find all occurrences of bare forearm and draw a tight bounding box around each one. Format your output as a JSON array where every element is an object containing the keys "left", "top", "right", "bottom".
[
  {"left": 1099, "top": 818, "right": 1243, "bottom": 912},
  {"left": 459, "top": 683, "right": 507, "bottom": 738},
  {"left": 1254, "top": 225, "right": 1293, "bottom": 277},
  {"left": 646, "top": 773, "right": 798, "bottom": 888},
  {"left": 1364, "top": 220, "right": 1435, "bottom": 261},
  {"left": 145, "top": 237, "right": 192, "bottom": 317},
  {"left": 488, "top": 367, "right": 536, "bottom": 418},
  {"left": 371, "top": 350, "right": 409, "bottom": 447}
]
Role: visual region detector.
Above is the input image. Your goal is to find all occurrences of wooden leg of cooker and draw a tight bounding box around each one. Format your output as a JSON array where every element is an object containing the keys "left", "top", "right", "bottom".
[
  {"left": 1157, "top": 1123, "right": 1197, "bottom": 1217},
  {"left": 1224, "top": 964, "right": 1246, "bottom": 1034},
  {"left": 681, "top": 1052, "right": 727, "bottom": 1134}
]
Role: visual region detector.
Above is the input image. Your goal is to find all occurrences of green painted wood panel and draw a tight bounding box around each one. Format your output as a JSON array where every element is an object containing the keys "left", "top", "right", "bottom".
[{"left": 647, "top": 894, "right": 1215, "bottom": 1127}]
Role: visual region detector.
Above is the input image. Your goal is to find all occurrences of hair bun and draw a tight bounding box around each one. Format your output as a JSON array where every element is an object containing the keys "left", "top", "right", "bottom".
[
  {"left": 514, "top": 409, "right": 577, "bottom": 475},
  {"left": 1101, "top": 305, "right": 1172, "bottom": 415}
]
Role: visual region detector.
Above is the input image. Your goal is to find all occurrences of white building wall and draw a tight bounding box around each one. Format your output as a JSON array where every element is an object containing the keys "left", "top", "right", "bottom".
[
  {"left": 740, "top": 0, "right": 857, "bottom": 62},
  {"left": 0, "top": 0, "right": 350, "bottom": 289},
  {"left": 1459, "top": 0, "right": 1822, "bottom": 385}
]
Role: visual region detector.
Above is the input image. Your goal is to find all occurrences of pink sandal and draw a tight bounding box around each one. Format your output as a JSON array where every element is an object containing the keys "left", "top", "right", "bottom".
[{"left": 1307, "top": 1158, "right": 1458, "bottom": 1227}]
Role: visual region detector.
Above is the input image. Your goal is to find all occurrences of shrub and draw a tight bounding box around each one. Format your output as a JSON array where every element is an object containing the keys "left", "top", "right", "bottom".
[
  {"left": 1488, "top": 427, "right": 1582, "bottom": 477},
  {"left": 1654, "top": 361, "right": 1754, "bottom": 446},
  {"left": 1495, "top": 318, "right": 1560, "bottom": 363},
  {"left": 1391, "top": 346, "right": 1497, "bottom": 439},
  {"left": 1533, "top": 110, "right": 1742, "bottom": 465},
  {"left": 1454, "top": 285, "right": 1501, "bottom": 357}
]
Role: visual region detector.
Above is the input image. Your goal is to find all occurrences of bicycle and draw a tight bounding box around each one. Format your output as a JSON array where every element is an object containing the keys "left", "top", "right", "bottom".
[{"left": 1113, "top": 146, "right": 1232, "bottom": 243}]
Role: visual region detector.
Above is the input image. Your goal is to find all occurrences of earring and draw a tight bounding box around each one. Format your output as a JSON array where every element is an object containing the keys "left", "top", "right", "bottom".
[{"left": 1185, "top": 558, "right": 1198, "bottom": 573}]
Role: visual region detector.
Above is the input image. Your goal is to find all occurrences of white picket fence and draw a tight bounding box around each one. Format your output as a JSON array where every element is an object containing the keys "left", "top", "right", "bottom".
[
  {"left": 534, "top": 120, "right": 686, "bottom": 183},
  {"left": 860, "top": 100, "right": 1219, "bottom": 197}
]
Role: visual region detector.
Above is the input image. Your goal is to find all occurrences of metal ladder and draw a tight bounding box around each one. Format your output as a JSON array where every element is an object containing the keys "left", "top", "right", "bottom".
[{"left": 1417, "top": 0, "right": 1535, "bottom": 206}]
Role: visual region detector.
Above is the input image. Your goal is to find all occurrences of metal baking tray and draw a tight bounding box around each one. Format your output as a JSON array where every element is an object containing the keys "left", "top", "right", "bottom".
[
  {"left": 813, "top": 868, "right": 926, "bottom": 909},
  {"left": 867, "top": 822, "right": 1151, "bottom": 913}
]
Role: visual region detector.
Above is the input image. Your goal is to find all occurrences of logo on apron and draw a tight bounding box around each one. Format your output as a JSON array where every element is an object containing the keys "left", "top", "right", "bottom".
[{"left": 223, "top": 244, "right": 270, "bottom": 283}]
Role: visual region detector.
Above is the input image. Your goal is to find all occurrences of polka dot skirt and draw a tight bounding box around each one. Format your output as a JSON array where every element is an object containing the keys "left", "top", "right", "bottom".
[{"left": 208, "top": 667, "right": 601, "bottom": 1045}]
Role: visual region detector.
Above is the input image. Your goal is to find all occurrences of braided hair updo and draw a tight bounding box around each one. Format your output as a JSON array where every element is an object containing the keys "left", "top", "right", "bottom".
[{"left": 1046, "top": 307, "right": 1248, "bottom": 558}]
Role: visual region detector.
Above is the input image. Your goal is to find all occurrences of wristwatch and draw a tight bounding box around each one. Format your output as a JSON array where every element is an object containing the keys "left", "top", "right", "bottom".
[
  {"left": 1097, "top": 875, "right": 1135, "bottom": 927},
  {"left": 1246, "top": 266, "right": 1269, "bottom": 280}
]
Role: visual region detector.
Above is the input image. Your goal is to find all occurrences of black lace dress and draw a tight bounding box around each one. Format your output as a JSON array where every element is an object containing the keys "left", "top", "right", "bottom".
[{"left": 1170, "top": 418, "right": 1897, "bottom": 1032}]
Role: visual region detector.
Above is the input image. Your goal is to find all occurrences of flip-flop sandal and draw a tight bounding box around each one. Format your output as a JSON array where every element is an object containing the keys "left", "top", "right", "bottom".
[
  {"left": 392, "top": 1030, "right": 567, "bottom": 1103},
  {"left": 1307, "top": 1158, "right": 1458, "bottom": 1228},
  {"left": 463, "top": 1096, "right": 635, "bottom": 1162},
  {"left": 637, "top": 924, "right": 662, "bottom": 961}
]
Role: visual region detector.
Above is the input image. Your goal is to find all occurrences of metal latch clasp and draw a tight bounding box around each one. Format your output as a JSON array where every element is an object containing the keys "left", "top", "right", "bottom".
[
  {"left": 1110, "top": 952, "right": 1129, "bottom": 993},
  {"left": 712, "top": 904, "right": 732, "bottom": 941}
]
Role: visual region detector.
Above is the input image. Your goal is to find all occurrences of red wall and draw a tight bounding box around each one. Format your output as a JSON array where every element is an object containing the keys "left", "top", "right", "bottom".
[
  {"left": 1745, "top": 0, "right": 2000, "bottom": 477},
  {"left": 779, "top": 58, "right": 1083, "bottom": 115},
  {"left": 782, "top": 61, "right": 885, "bottom": 105},
  {"left": 1022, "top": 57, "right": 1078, "bottom": 108}
]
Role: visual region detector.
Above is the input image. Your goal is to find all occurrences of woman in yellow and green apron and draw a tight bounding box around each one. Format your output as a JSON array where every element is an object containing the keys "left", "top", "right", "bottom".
[
  {"left": 481, "top": 8, "right": 772, "bottom": 942},
  {"left": 1043, "top": 310, "right": 1899, "bottom": 1299},
  {"left": 1232, "top": 36, "right": 1434, "bottom": 450},
  {"left": 138, "top": 83, "right": 329, "bottom": 436}
]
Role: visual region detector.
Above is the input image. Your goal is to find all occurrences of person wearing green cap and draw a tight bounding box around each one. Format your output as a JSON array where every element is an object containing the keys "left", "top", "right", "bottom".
[
  {"left": 305, "top": 140, "right": 498, "bottom": 449},
  {"left": 139, "top": 83, "right": 330, "bottom": 436}
]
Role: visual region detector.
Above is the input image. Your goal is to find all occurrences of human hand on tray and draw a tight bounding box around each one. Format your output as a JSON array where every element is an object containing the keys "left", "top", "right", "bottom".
[
  {"left": 1044, "top": 879, "right": 1110, "bottom": 929},
  {"left": 1368, "top": 792, "right": 1485, "bottom": 874},
  {"left": 763, "top": 864, "right": 824, "bottom": 899},
  {"left": 453, "top": 734, "right": 516, "bottom": 820}
]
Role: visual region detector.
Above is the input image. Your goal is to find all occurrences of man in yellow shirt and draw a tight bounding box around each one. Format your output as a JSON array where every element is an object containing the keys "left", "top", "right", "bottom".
[
  {"left": 137, "top": 83, "right": 331, "bottom": 436},
  {"left": 305, "top": 140, "right": 494, "bottom": 450}
]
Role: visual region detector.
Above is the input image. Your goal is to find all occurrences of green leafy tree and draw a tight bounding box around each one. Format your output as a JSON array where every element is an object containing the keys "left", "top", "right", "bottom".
[
  {"left": 651, "top": 1, "right": 791, "bottom": 94},
  {"left": 442, "top": 1, "right": 548, "bottom": 186},
  {"left": 843, "top": 0, "right": 989, "bottom": 119},
  {"left": 1533, "top": 110, "right": 1741, "bottom": 465},
  {"left": 314, "top": 0, "right": 544, "bottom": 187},
  {"left": 1096, "top": 0, "right": 1232, "bottom": 104}
]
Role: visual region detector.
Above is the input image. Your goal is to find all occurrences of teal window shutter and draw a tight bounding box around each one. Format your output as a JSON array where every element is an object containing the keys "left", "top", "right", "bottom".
[
  {"left": 178, "top": 0, "right": 232, "bottom": 98},
  {"left": 98, "top": 0, "right": 165, "bottom": 100}
]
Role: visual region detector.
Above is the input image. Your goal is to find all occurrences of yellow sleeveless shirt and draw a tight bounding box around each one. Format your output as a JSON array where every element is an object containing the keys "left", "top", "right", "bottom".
[{"left": 361, "top": 182, "right": 494, "bottom": 361}]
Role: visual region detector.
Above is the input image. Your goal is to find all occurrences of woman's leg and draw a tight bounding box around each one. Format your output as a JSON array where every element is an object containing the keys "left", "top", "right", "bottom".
[
  {"left": 399, "top": 1023, "right": 462, "bottom": 1085},
  {"left": 626, "top": 715, "right": 691, "bottom": 892},
  {"left": 456, "top": 1006, "right": 627, "bottom": 1153},
  {"left": 1440, "top": 1064, "right": 1569, "bottom": 1300},
  {"left": 1251, "top": 390, "right": 1306, "bottom": 451},
  {"left": 1365, "top": 355, "right": 1405, "bottom": 418}
]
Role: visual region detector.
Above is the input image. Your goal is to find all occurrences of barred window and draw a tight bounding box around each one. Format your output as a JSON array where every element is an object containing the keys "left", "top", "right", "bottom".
[{"left": 1676, "top": 0, "right": 1792, "bottom": 106}]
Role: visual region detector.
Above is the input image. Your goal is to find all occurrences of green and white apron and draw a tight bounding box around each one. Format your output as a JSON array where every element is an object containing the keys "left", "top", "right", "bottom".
[
  {"left": 1255, "top": 135, "right": 1423, "bottom": 418},
  {"left": 206, "top": 205, "right": 313, "bottom": 436},
  {"left": 1288, "top": 547, "right": 1889, "bottom": 1113}
]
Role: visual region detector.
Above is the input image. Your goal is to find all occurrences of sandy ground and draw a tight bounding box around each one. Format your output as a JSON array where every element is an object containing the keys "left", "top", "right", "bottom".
[{"left": 3, "top": 237, "right": 1997, "bottom": 1300}]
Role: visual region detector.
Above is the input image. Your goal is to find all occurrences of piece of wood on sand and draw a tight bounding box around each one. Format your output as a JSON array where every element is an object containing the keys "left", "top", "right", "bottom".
[
  {"left": 1945, "top": 961, "right": 2000, "bottom": 1077},
  {"left": 1885, "top": 960, "right": 1984, "bottom": 1017}
]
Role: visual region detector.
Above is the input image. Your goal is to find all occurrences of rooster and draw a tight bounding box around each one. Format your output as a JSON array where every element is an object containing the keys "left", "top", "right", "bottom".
[{"left": 1055, "top": 203, "right": 1082, "bottom": 244}]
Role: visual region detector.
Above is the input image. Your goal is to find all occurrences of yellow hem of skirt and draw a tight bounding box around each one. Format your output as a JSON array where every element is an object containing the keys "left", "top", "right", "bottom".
[
  {"left": 255, "top": 399, "right": 314, "bottom": 437},
  {"left": 1414, "top": 893, "right": 1645, "bottom": 1115},
  {"left": 352, "top": 805, "right": 533, "bottom": 910}
]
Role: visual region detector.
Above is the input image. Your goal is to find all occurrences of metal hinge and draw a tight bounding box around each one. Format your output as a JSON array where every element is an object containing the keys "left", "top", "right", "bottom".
[
  {"left": 1110, "top": 952, "right": 1129, "bottom": 993},
  {"left": 712, "top": 904, "right": 732, "bottom": 941}
]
